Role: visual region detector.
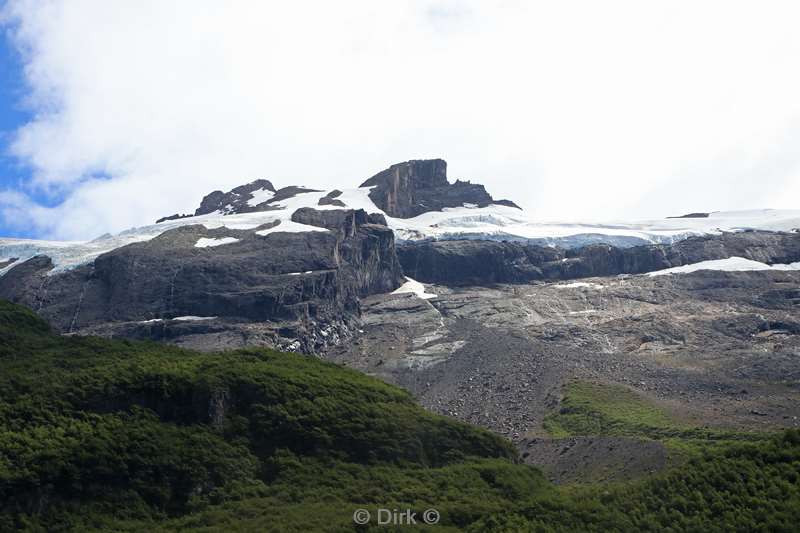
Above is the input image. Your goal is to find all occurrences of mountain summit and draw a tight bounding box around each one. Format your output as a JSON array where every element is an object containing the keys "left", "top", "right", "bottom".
[
  {"left": 360, "top": 159, "right": 519, "bottom": 218},
  {"left": 158, "top": 158, "right": 518, "bottom": 222}
]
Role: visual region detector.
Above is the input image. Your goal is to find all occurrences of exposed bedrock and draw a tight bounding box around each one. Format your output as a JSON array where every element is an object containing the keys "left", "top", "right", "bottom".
[
  {"left": 360, "top": 159, "right": 520, "bottom": 218},
  {"left": 191, "top": 179, "right": 326, "bottom": 217},
  {"left": 0, "top": 209, "right": 404, "bottom": 351},
  {"left": 194, "top": 178, "right": 277, "bottom": 216},
  {"left": 398, "top": 230, "right": 800, "bottom": 286},
  {"left": 290, "top": 208, "right": 402, "bottom": 297}
]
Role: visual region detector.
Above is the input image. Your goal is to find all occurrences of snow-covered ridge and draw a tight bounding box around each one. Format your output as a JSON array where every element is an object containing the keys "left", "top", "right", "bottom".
[
  {"left": 0, "top": 187, "right": 347, "bottom": 274},
  {"left": 388, "top": 207, "right": 800, "bottom": 246},
  {"left": 1, "top": 173, "right": 799, "bottom": 277}
]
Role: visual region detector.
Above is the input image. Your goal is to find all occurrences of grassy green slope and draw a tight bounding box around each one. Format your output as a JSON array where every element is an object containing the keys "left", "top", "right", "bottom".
[
  {"left": 1, "top": 300, "right": 799, "bottom": 532},
  {"left": 543, "top": 381, "right": 769, "bottom": 456}
]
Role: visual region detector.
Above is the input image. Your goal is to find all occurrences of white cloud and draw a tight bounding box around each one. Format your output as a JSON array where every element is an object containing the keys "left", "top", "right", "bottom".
[{"left": 2, "top": 0, "right": 800, "bottom": 239}]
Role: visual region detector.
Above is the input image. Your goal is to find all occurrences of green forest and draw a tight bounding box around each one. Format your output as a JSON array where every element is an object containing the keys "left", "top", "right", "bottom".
[{"left": 1, "top": 299, "right": 799, "bottom": 532}]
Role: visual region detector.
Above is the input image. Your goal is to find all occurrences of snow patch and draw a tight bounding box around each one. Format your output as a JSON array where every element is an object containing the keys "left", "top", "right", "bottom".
[
  {"left": 555, "top": 282, "right": 605, "bottom": 290},
  {"left": 246, "top": 188, "right": 275, "bottom": 207},
  {"left": 195, "top": 237, "right": 240, "bottom": 248},
  {"left": 391, "top": 277, "right": 437, "bottom": 299},
  {"left": 648, "top": 257, "right": 800, "bottom": 276},
  {"left": 172, "top": 316, "right": 218, "bottom": 321},
  {"left": 318, "top": 186, "right": 383, "bottom": 214},
  {"left": 255, "top": 220, "right": 330, "bottom": 236}
]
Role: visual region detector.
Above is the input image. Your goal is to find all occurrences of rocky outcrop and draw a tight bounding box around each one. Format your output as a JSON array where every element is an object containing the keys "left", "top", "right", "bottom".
[
  {"left": 360, "top": 159, "right": 520, "bottom": 218},
  {"left": 291, "top": 207, "right": 386, "bottom": 235},
  {"left": 318, "top": 190, "right": 345, "bottom": 207},
  {"left": 667, "top": 212, "right": 710, "bottom": 219},
  {"left": 155, "top": 213, "right": 193, "bottom": 224},
  {"left": 398, "top": 230, "right": 800, "bottom": 286},
  {"left": 0, "top": 209, "right": 404, "bottom": 353},
  {"left": 290, "top": 208, "right": 403, "bottom": 297},
  {"left": 191, "top": 179, "right": 324, "bottom": 216},
  {"left": 194, "top": 178, "right": 276, "bottom": 215}
]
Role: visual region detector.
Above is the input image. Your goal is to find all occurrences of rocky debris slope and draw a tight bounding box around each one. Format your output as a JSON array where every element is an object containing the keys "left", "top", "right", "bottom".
[
  {"left": 519, "top": 436, "right": 668, "bottom": 484},
  {"left": 398, "top": 230, "right": 800, "bottom": 285},
  {"left": 0, "top": 208, "right": 403, "bottom": 354},
  {"left": 360, "top": 159, "right": 519, "bottom": 218},
  {"left": 327, "top": 268, "right": 800, "bottom": 473}
]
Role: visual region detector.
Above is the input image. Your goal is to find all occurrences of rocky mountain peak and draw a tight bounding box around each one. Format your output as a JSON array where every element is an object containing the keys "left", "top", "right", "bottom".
[
  {"left": 360, "top": 159, "right": 520, "bottom": 218},
  {"left": 360, "top": 159, "right": 449, "bottom": 190},
  {"left": 194, "top": 178, "right": 281, "bottom": 216},
  {"left": 187, "top": 178, "right": 327, "bottom": 218},
  {"left": 158, "top": 158, "right": 522, "bottom": 224}
]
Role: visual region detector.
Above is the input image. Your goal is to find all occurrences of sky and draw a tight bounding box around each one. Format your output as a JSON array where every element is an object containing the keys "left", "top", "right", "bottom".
[{"left": 1, "top": 0, "right": 799, "bottom": 241}]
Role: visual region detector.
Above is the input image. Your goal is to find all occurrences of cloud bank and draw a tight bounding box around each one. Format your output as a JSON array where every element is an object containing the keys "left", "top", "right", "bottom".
[{"left": 2, "top": 0, "right": 800, "bottom": 240}]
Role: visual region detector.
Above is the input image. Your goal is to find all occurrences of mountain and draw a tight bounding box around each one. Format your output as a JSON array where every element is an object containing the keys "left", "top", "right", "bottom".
[
  {"left": 2, "top": 159, "right": 800, "bottom": 529},
  {"left": 1, "top": 159, "right": 799, "bottom": 355}
]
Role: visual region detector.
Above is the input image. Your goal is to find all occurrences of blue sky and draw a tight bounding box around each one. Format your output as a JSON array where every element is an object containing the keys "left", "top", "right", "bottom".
[{"left": 0, "top": 22, "right": 34, "bottom": 238}]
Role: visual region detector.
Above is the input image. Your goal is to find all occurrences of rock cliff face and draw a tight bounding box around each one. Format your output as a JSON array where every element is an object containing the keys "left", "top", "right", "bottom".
[
  {"left": 290, "top": 208, "right": 401, "bottom": 297},
  {"left": 397, "top": 231, "right": 800, "bottom": 285},
  {"left": 0, "top": 208, "right": 404, "bottom": 353},
  {"left": 360, "top": 159, "right": 519, "bottom": 218}
]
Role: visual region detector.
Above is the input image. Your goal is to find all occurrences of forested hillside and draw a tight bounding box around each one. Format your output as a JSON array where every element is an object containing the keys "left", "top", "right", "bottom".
[{"left": 1, "top": 300, "right": 798, "bottom": 532}]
